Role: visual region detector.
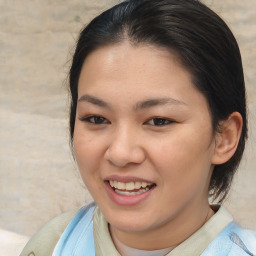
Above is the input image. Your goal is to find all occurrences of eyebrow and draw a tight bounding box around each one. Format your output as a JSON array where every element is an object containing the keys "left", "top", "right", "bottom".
[
  {"left": 134, "top": 97, "right": 187, "bottom": 110},
  {"left": 78, "top": 94, "right": 187, "bottom": 109},
  {"left": 78, "top": 94, "right": 109, "bottom": 108}
]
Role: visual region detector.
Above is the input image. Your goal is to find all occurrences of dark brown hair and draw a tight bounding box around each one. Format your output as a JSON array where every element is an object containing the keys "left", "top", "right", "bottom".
[{"left": 69, "top": 0, "right": 247, "bottom": 202}]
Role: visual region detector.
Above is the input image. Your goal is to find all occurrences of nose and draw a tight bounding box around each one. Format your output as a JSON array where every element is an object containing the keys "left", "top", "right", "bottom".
[{"left": 104, "top": 126, "right": 146, "bottom": 167}]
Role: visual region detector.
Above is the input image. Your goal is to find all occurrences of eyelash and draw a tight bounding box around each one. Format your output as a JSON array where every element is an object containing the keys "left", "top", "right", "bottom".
[
  {"left": 145, "top": 117, "right": 174, "bottom": 126},
  {"left": 79, "top": 115, "right": 174, "bottom": 127},
  {"left": 79, "top": 115, "right": 109, "bottom": 125}
]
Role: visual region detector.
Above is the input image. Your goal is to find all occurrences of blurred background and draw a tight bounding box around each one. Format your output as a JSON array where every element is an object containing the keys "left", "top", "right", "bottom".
[{"left": 0, "top": 0, "right": 255, "bottom": 255}]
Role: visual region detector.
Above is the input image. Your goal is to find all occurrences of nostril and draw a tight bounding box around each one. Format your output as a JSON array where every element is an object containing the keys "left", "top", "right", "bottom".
[{"left": 104, "top": 143, "right": 146, "bottom": 167}]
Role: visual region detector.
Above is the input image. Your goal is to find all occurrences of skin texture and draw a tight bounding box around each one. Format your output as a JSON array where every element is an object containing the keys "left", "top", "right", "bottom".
[{"left": 73, "top": 42, "right": 240, "bottom": 250}]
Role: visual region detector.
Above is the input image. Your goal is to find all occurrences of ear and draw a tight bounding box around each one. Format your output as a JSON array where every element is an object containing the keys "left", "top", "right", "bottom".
[{"left": 211, "top": 112, "right": 243, "bottom": 165}]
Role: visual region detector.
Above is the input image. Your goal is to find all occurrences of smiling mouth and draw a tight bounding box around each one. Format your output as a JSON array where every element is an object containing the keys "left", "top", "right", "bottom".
[{"left": 107, "top": 180, "right": 156, "bottom": 196}]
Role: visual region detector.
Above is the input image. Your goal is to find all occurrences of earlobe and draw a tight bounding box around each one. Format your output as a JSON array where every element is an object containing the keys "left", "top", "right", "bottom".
[{"left": 211, "top": 112, "right": 243, "bottom": 165}]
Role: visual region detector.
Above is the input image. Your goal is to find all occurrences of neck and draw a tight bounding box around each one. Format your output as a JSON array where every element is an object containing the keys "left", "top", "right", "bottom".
[{"left": 110, "top": 203, "right": 215, "bottom": 251}]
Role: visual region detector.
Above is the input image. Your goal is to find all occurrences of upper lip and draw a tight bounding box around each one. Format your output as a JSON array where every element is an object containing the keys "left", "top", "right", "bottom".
[{"left": 104, "top": 175, "right": 155, "bottom": 184}]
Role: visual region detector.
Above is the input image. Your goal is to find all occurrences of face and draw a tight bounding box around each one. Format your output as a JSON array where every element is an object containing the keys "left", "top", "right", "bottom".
[{"left": 73, "top": 42, "right": 217, "bottom": 248}]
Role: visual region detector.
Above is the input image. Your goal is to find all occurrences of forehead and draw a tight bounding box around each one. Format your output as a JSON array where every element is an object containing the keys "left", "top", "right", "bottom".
[
  {"left": 77, "top": 42, "right": 209, "bottom": 110},
  {"left": 79, "top": 42, "right": 192, "bottom": 88}
]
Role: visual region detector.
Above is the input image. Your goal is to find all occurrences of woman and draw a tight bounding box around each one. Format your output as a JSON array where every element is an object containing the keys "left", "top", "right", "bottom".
[{"left": 21, "top": 0, "right": 256, "bottom": 255}]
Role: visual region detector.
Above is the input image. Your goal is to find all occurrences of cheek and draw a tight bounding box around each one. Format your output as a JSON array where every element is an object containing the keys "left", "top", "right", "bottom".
[
  {"left": 73, "top": 133, "right": 105, "bottom": 198},
  {"left": 150, "top": 128, "right": 214, "bottom": 187},
  {"left": 156, "top": 132, "right": 210, "bottom": 164},
  {"left": 73, "top": 126, "right": 102, "bottom": 178}
]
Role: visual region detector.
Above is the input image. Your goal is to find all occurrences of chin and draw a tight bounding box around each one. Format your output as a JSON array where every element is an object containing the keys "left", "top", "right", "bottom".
[
  {"left": 106, "top": 210, "right": 156, "bottom": 233},
  {"left": 112, "top": 221, "right": 149, "bottom": 233}
]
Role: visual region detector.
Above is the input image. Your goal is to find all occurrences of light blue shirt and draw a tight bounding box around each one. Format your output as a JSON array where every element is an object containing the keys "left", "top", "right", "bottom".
[{"left": 52, "top": 203, "right": 256, "bottom": 256}]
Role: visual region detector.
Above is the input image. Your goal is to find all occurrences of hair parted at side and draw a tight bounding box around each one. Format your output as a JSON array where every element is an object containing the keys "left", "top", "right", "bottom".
[{"left": 68, "top": 0, "right": 247, "bottom": 203}]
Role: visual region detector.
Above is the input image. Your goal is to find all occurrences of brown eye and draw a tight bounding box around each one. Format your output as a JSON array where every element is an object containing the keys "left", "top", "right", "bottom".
[
  {"left": 147, "top": 117, "right": 173, "bottom": 126},
  {"left": 80, "top": 115, "right": 109, "bottom": 124}
]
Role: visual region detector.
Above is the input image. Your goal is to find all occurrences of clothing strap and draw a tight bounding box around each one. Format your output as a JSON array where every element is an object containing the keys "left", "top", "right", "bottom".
[{"left": 52, "top": 202, "right": 96, "bottom": 256}]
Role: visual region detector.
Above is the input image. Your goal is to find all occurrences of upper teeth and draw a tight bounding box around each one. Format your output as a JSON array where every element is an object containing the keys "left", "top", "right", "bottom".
[{"left": 109, "top": 180, "right": 152, "bottom": 190}]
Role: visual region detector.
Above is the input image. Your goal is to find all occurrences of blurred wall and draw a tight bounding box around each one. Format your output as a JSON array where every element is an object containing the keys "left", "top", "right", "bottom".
[{"left": 0, "top": 0, "right": 255, "bottom": 238}]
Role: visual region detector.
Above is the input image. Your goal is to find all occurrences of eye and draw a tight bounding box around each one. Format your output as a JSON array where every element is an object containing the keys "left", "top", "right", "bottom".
[
  {"left": 79, "top": 115, "right": 109, "bottom": 124},
  {"left": 146, "top": 117, "right": 174, "bottom": 126}
]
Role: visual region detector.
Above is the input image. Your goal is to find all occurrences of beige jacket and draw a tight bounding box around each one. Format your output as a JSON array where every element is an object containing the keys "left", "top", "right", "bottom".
[
  {"left": 20, "top": 205, "right": 234, "bottom": 256},
  {"left": 20, "top": 208, "right": 79, "bottom": 256}
]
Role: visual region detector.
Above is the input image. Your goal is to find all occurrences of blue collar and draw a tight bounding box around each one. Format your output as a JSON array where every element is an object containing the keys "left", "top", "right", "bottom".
[{"left": 52, "top": 203, "right": 96, "bottom": 256}]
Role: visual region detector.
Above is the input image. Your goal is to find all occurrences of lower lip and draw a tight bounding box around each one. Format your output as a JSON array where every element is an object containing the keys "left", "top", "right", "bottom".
[{"left": 104, "top": 181, "right": 155, "bottom": 206}]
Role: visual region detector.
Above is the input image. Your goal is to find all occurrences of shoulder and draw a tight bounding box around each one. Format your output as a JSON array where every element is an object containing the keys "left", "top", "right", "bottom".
[
  {"left": 19, "top": 207, "right": 80, "bottom": 256},
  {"left": 202, "top": 222, "right": 256, "bottom": 256}
]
